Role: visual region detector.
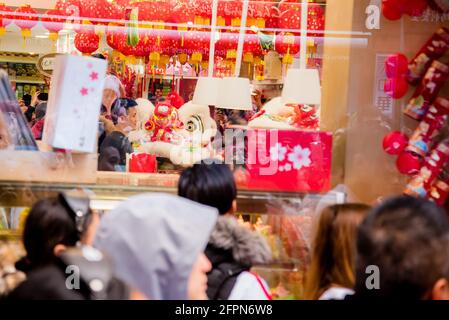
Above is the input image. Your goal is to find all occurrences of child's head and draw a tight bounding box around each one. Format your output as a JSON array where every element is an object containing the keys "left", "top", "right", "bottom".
[
  {"left": 355, "top": 196, "right": 449, "bottom": 300},
  {"left": 178, "top": 161, "right": 237, "bottom": 215},
  {"left": 22, "top": 193, "right": 94, "bottom": 269},
  {"left": 304, "top": 203, "right": 370, "bottom": 299}
]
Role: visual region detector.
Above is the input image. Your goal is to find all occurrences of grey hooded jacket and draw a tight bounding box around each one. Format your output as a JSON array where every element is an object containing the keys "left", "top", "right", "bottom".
[{"left": 94, "top": 193, "right": 218, "bottom": 300}]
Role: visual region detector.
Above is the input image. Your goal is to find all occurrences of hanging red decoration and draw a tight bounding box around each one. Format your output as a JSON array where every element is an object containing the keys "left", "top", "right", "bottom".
[
  {"left": 383, "top": 131, "right": 409, "bottom": 155},
  {"left": 74, "top": 31, "right": 99, "bottom": 54},
  {"left": 265, "top": 4, "right": 279, "bottom": 29},
  {"left": 243, "top": 32, "right": 262, "bottom": 63},
  {"left": 216, "top": 31, "right": 239, "bottom": 59},
  {"left": 403, "top": 0, "right": 428, "bottom": 17},
  {"left": 14, "top": 5, "right": 39, "bottom": 40},
  {"left": 41, "top": 9, "right": 66, "bottom": 42},
  {"left": 385, "top": 53, "right": 409, "bottom": 78},
  {"left": 79, "top": 0, "right": 121, "bottom": 25},
  {"left": 396, "top": 151, "right": 423, "bottom": 175},
  {"left": 193, "top": 0, "right": 212, "bottom": 25},
  {"left": 0, "top": 4, "right": 13, "bottom": 38},
  {"left": 185, "top": 30, "right": 210, "bottom": 63},
  {"left": 278, "top": 1, "right": 301, "bottom": 30},
  {"left": 55, "top": 0, "right": 81, "bottom": 17},
  {"left": 384, "top": 77, "right": 409, "bottom": 99},
  {"left": 275, "top": 32, "right": 300, "bottom": 65},
  {"left": 106, "top": 24, "right": 121, "bottom": 50},
  {"left": 308, "top": 3, "right": 325, "bottom": 37}
]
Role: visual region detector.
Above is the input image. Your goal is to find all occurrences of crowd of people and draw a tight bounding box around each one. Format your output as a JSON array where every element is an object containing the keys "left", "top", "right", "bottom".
[{"left": 1, "top": 160, "right": 449, "bottom": 300}]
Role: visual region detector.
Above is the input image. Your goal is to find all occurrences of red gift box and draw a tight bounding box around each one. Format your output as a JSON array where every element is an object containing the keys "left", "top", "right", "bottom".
[
  {"left": 128, "top": 153, "right": 157, "bottom": 173},
  {"left": 246, "top": 129, "right": 333, "bottom": 193}
]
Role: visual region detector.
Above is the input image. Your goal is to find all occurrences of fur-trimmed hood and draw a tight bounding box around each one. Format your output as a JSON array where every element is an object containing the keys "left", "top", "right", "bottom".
[{"left": 208, "top": 216, "right": 272, "bottom": 267}]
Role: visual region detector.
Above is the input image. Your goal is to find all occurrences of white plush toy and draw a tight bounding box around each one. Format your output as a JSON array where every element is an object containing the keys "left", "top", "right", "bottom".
[
  {"left": 248, "top": 97, "right": 296, "bottom": 129},
  {"left": 128, "top": 98, "right": 155, "bottom": 145},
  {"left": 140, "top": 101, "right": 218, "bottom": 166}
]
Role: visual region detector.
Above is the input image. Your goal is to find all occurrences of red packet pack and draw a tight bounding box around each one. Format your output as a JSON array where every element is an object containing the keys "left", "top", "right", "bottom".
[{"left": 127, "top": 153, "right": 157, "bottom": 173}]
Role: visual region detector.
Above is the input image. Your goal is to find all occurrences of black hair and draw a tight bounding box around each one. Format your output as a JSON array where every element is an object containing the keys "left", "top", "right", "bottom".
[
  {"left": 91, "top": 53, "right": 106, "bottom": 60},
  {"left": 99, "top": 131, "right": 133, "bottom": 166},
  {"left": 354, "top": 196, "right": 449, "bottom": 300},
  {"left": 22, "top": 198, "right": 81, "bottom": 269},
  {"left": 22, "top": 94, "right": 32, "bottom": 106},
  {"left": 178, "top": 161, "right": 237, "bottom": 215}
]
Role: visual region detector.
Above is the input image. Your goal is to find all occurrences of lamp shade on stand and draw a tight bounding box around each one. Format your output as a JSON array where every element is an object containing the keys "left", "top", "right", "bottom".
[
  {"left": 281, "top": 68, "right": 321, "bottom": 105},
  {"left": 192, "top": 77, "right": 222, "bottom": 106},
  {"left": 218, "top": 77, "right": 253, "bottom": 110}
]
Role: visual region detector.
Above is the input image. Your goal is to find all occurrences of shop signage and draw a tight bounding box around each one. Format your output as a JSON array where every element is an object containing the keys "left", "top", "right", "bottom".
[{"left": 37, "top": 53, "right": 61, "bottom": 78}]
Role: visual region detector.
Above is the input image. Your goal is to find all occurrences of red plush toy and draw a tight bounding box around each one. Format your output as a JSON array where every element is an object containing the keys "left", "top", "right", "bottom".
[
  {"left": 383, "top": 131, "right": 409, "bottom": 155},
  {"left": 167, "top": 91, "right": 185, "bottom": 109},
  {"left": 145, "top": 102, "right": 183, "bottom": 142}
]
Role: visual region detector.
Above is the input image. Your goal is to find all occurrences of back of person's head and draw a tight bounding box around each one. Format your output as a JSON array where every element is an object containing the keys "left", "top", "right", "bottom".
[
  {"left": 21, "top": 192, "right": 94, "bottom": 271},
  {"left": 22, "top": 198, "right": 79, "bottom": 269},
  {"left": 22, "top": 94, "right": 31, "bottom": 106},
  {"left": 91, "top": 53, "right": 106, "bottom": 60},
  {"left": 35, "top": 102, "right": 47, "bottom": 120},
  {"left": 178, "top": 161, "right": 237, "bottom": 215},
  {"left": 99, "top": 131, "right": 132, "bottom": 167},
  {"left": 304, "top": 203, "right": 370, "bottom": 300},
  {"left": 355, "top": 196, "right": 449, "bottom": 300},
  {"left": 94, "top": 193, "right": 218, "bottom": 300}
]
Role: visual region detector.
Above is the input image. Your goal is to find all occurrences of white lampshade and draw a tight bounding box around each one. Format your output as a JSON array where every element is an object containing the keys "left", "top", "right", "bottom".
[
  {"left": 217, "top": 77, "right": 252, "bottom": 110},
  {"left": 192, "top": 77, "right": 222, "bottom": 106},
  {"left": 281, "top": 68, "right": 321, "bottom": 105}
]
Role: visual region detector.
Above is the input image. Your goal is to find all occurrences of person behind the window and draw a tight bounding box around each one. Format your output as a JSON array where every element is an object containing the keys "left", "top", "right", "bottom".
[
  {"left": 31, "top": 102, "right": 46, "bottom": 140},
  {"left": 303, "top": 203, "right": 370, "bottom": 300}
]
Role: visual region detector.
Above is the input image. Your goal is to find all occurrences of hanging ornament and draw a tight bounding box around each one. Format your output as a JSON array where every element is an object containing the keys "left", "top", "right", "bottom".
[
  {"left": 185, "top": 30, "right": 210, "bottom": 71},
  {"left": 265, "top": 3, "right": 279, "bottom": 29},
  {"left": 278, "top": 1, "right": 301, "bottom": 30},
  {"left": 41, "top": 9, "right": 65, "bottom": 44},
  {"left": 0, "top": 3, "right": 13, "bottom": 38},
  {"left": 74, "top": 30, "right": 99, "bottom": 54},
  {"left": 383, "top": 131, "right": 409, "bottom": 155},
  {"left": 275, "top": 32, "right": 300, "bottom": 66},
  {"left": 384, "top": 77, "right": 409, "bottom": 99},
  {"left": 55, "top": 0, "right": 81, "bottom": 18},
  {"left": 193, "top": 0, "right": 211, "bottom": 25},
  {"left": 79, "top": 0, "right": 121, "bottom": 25},
  {"left": 396, "top": 151, "right": 423, "bottom": 175},
  {"left": 14, "top": 5, "right": 39, "bottom": 42},
  {"left": 384, "top": 53, "right": 409, "bottom": 78},
  {"left": 308, "top": 3, "right": 325, "bottom": 37}
]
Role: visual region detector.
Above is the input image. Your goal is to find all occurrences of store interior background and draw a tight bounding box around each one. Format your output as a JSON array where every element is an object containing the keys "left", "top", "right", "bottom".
[{"left": 1, "top": 0, "right": 449, "bottom": 298}]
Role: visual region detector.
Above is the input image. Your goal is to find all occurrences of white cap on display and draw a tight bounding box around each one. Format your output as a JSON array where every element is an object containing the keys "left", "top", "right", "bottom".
[
  {"left": 218, "top": 77, "right": 252, "bottom": 111},
  {"left": 281, "top": 68, "right": 321, "bottom": 105},
  {"left": 192, "top": 76, "right": 222, "bottom": 106}
]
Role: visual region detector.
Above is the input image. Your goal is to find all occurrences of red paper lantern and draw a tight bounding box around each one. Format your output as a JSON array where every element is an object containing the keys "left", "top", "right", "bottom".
[
  {"left": 14, "top": 5, "right": 39, "bottom": 39},
  {"left": 396, "top": 151, "right": 422, "bottom": 175},
  {"left": 74, "top": 31, "right": 99, "bottom": 54},
  {"left": 278, "top": 2, "right": 301, "bottom": 30},
  {"left": 385, "top": 53, "right": 409, "bottom": 78},
  {"left": 0, "top": 4, "right": 13, "bottom": 37},
  {"left": 382, "top": 0, "right": 404, "bottom": 20},
  {"left": 133, "top": 1, "right": 156, "bottom": 23},
  {"left": 383, "top": 131, "right": 409, "bottom": 155},
  {"left": 243, "top": 32, "right": 262, "bottom": 61},
  {"left": 193, "top": 0, "right": 212, "bottom": 21},
  {"left": 276, "top": 32, "right": 300, "bottom": 65},
  {"left": 185, "top": 30, "right": 210, "bottom": 60},
  {"left": 41, "top": 9, "right": 66, "bottom": 42},
  {"left": 55, "top": 0, "right": 81, "bottom": 16},
  {"left": 265, "top": 5, "right": 279, "bottom": 29},
  {"left": 308, "top": 3, "right": 325, "bottom": 37},
  {"left": 384, "top": 77, "right": 409, "bottom": 99},
  {"left": 79, "top": 0, "right": 121, "bottom": 25},
  {"left": 170, "top": 0, "right": 194, "bottom": 24},
  {"left": 216, "top": 31, "right": 239, "bottom": 59}
]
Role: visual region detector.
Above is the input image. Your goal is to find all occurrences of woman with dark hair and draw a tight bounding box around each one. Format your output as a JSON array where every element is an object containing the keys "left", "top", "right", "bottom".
[
  {"left": 178, "top": 161, "right": 272, "bottom": 300},
  {"left": 9, "top": 192, "right": 135, "bottom": 300}
]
